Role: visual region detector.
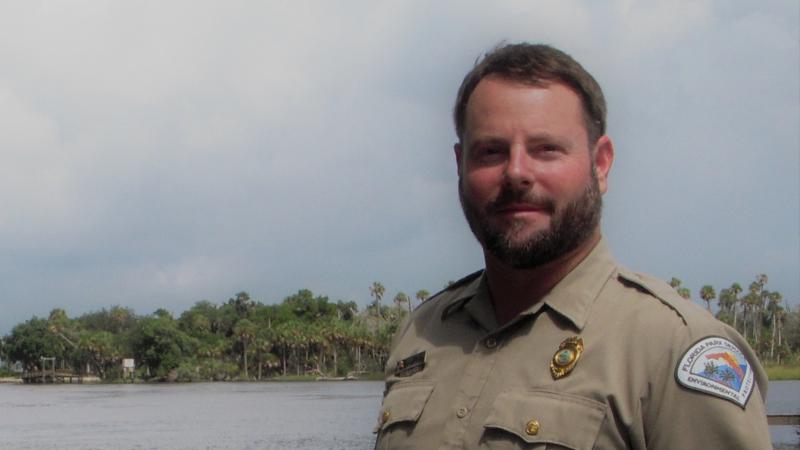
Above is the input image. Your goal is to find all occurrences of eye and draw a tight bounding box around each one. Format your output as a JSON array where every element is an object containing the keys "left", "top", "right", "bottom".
[
  {"left": 539, "top": 144, "right": 559, "bottom": 152},
  {"left": 533, "top": 144, "right": 562, "bottom": 159},
  {"left": 472, "top": 146, "right": 505, "bottom": 163}
]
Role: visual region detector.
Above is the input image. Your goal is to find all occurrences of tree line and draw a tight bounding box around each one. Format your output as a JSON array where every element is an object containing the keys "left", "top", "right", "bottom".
[
  {"left": 668, "top": 274, "right": 799, "bottom": 365},
  {"left": 1, "top": 274, "right": 797, "bottom": 382},
  {"left": 0, "top": 282, "right": 430, "bottom": 381}
]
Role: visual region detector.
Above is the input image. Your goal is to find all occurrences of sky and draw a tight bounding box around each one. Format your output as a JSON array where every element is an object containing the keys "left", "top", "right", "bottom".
[{"left": 0, "top": 0, "right": 797, "bottom": 334}]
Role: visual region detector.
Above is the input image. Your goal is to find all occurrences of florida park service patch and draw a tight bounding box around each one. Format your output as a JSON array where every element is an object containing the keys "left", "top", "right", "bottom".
[{"left": 675, "top": 336, "right": 754, "bottom": 408}]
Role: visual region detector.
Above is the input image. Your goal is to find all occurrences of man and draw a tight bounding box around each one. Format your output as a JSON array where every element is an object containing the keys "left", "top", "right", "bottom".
[{"left": 374, "top": 43, "right": 771, "bottom": 449}]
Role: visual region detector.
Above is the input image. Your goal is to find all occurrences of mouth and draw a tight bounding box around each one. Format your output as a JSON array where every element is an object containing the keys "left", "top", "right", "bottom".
[
  {"left": 487, "top": 186, "right": 556, "bottom": 216},
  {"left": 493, "top": 202, "right": 552, "bottom": 215},
  {"left": 491, "top": 204, "right": 552, "bottom": 224},
  {"left": 496, "top": 203, "right": 547, "bottom": 212}
]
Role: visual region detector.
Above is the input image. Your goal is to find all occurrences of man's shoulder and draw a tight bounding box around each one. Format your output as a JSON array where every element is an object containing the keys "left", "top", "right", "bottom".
[
  {"left": 411, "top": 270, "right": 483, "bottom": 319},
  {"left": 386, "top": 270, "right": 484, "bottom": 364},
  {"left": 617, "top": 267, "right": 730, "bottom": 338},
  {"left": 416, "top": 269, "right": 484, "bottom": 308},
  {"left": 611, "top": 267, "right": 724, "bottom": 334}
]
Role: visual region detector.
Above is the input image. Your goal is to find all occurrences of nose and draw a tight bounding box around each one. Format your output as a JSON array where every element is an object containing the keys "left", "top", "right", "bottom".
[{"left": 504, "top": 143, "right": 534, "bottom": 188}]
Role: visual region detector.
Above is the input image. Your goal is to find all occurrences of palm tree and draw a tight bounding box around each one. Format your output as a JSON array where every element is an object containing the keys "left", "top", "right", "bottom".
[
  {"left": 669, "top": 277, "right": 690, "bottom": 300},
  {"left": 700, "top": 285, "right": 716, "bottom": 312},
  {"left": 233, "top": 319, "right": 256, "bottom": 379},
  {"left": 415, "top": 290, "right": 430, "bottom": 305},
  {"left": 730, "top": 283, "right": 742, "bottom": 331},
  {"left": 369, "top": 282, "right": 385, "bottom": 318},
  {"left": 716, "top": 287, "right": 734, "bottom": 323},
  {"left": 252, "top": 329, "right": 274, "bottom": 380},
  {"left": 753, "top": 275, "right": 768, "bottom": 343},
  {"left": 767, "top": 291, "right": 783, "bottom": 361},
  {"left": 745, "top": 277, "right": 768, "bottom": 345},
  {"left": 229, "top": 292, "right": 255, "bottom": 319},
  {"left": 393, "top": 292, "right": 411, "bottom": 314},
  {"left": 720, "top": 370, "right": 735, "bottom": 386},
  {"left": 703, "top": 361, "right": 719, "bottom": 377}
]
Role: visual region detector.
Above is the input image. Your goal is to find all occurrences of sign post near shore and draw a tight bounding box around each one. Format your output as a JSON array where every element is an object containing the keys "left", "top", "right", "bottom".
[{"left": 122, "top": 359, "right": 135, "bottom": 381}]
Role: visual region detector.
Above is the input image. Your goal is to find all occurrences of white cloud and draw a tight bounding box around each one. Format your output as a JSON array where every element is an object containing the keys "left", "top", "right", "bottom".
[{"left": 0, "top": 0, "right": 796, "bottom": 332}]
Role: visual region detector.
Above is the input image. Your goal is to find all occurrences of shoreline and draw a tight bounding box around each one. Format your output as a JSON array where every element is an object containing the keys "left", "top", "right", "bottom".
[
  {"left": 0, "top": 374, "right": 383, "bottom": 385},
  {"left": 3, "top": 368, "right": 796, "bottom": 383}
]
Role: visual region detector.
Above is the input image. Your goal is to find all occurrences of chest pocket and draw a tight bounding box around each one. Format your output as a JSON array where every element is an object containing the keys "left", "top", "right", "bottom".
[
  {"left": 482, "top": 390, "right": 606, "bottom": 450},
  {"left": 374, "top": 382, "right": 434, "bottom": 450}
]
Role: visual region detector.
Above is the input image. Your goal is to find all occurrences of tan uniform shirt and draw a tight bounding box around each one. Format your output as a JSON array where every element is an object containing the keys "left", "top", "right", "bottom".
[{"left": 375, "top": 240, "right": 771, "bottom": 449}]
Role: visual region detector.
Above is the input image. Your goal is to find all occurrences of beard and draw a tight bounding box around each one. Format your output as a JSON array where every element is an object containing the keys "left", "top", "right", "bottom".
[{"left": 459, "top": 170, "right": 603, "bottom": 269}]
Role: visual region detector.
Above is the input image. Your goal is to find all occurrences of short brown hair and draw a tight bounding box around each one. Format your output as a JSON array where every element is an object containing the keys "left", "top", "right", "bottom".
[{"left": 453, "top": 43, "right": 606, "bottom": 144}]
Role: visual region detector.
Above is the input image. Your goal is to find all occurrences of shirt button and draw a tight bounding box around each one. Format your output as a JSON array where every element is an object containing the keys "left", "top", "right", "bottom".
[
  {"left": 525, "top": 419, "right": 540, "bottom": 435},
  {"left": 456, "top": 406, "right": 468, "bottom": 418},
  {"left": 485, "top": 337, "right": 498, "bottom": 348}
]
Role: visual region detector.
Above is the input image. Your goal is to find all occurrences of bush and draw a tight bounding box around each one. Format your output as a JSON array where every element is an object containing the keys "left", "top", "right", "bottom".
[{"left": 197, "top": 359, "right": 239, "bottom": 381}]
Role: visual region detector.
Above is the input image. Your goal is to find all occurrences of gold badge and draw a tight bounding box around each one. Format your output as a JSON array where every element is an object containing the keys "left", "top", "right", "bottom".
[{"left": 550, "top": 336, "right": 583, "bottom": 379}]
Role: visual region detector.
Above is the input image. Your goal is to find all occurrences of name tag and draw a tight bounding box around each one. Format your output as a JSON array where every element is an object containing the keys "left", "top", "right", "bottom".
[{"left": 395, "top": 351, "right": 426, "bottom": 377}]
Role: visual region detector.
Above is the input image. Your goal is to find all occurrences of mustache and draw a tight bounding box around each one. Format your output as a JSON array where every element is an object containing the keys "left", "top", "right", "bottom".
[{"left": 486, "top": 186, "right": 557, "bottom": 214}]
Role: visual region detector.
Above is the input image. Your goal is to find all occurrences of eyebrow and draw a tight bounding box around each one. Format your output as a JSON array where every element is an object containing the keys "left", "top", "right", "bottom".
[
  {"left": 467, "top": 137, "right": 506, "bottom": 148},
  {"left": 467, "top": 133, "right": 571, "bottom": 149}
]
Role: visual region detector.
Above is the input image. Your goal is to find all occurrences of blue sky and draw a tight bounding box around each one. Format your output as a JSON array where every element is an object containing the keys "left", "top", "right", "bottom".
[{"left": 0, "top": 0, "right": 797, "bottom": 334}]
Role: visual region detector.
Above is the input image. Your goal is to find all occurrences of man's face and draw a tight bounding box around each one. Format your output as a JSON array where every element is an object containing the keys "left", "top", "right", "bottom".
[{"left": 455, "top": 76, "right": 612, "bottom": 268}]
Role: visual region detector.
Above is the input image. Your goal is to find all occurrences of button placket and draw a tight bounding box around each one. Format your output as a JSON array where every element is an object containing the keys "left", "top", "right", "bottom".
[{"left": 441, "top": 332, "right": 502, "bottom": 449}]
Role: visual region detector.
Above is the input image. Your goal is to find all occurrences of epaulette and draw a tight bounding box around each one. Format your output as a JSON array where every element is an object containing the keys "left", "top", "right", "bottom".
[
  {"left": 616, "top": 268, "right": 699, "bottom": 327},
  {"left": 414, "top": 269, "right": 483, "bottom": 312}
]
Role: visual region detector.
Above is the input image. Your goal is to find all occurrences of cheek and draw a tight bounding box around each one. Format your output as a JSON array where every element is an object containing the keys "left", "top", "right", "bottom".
[
  {"left": 538, "top": 161, "right": 592, "bottom": 196},
  {"left": 462, "top": 170, "right": 500, "bottom": 202}
]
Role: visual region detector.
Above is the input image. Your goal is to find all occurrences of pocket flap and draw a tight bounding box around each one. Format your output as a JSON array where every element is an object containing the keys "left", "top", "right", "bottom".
[
  {"left": 484, "top": 390, "right": 606, "bottom": 449},
  {"left": 376, "top": 383, "right": 435, "bottom": 432}
]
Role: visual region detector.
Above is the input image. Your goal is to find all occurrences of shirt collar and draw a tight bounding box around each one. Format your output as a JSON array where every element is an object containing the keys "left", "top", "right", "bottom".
[
  {"left": 538, "top": 238, "right": 617, "bottom": 330},
  {"left": 441, "top": 238, "right": 617, "bottom": 332}
]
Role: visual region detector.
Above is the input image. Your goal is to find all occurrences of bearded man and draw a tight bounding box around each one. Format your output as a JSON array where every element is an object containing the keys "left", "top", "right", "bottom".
[{"left": 374, "top": 43, "right": 770, "bottom": 450}]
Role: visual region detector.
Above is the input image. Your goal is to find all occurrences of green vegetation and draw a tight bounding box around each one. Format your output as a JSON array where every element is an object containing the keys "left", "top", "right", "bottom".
[
  {"left": 0, "top": 285, "right": 419, "bottom": 382},
  {"left": 1, "top": 273, "right": 798, "bottom": 382},
  {"left": 765, "top": 364, "right": 800, "bottom": 380}
]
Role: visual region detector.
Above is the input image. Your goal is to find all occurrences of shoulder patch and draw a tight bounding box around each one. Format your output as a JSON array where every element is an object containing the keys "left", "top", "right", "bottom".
[{"left": 675, "top": 336, "right": 755, "bottom": 408}]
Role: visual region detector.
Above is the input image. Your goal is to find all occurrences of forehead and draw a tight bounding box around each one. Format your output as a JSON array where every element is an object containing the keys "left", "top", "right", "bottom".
[{"left": 464, "top": 76, "right": 588, "bottom": 142}]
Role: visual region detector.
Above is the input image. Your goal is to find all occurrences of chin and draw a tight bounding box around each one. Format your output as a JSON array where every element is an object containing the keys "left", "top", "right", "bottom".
[{"left": 503, "top": 226, "right": 550, "bottom": 245}]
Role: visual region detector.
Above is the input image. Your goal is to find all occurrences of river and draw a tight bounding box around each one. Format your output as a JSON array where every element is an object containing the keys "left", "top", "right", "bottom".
[{"left": 0, "top": 380, "right": 796, "bottom": 449}]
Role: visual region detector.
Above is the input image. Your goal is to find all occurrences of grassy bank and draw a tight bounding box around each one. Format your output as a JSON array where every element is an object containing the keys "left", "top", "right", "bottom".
[{"left": 765, "top": 364, "right": 800, "bottom": 380}]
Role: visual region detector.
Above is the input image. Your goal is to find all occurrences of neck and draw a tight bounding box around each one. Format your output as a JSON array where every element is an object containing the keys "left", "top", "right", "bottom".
[{"left": 484, "top": 231, "right": 601, "bottom": 326}]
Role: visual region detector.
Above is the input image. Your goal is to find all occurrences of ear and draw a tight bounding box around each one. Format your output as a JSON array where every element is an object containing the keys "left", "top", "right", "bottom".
[
  {"left": 454, "top": 142, "right": 463, "bottom": 175},
  {"left": 592, "top": 136, "right": 614, "bottom": 194}
]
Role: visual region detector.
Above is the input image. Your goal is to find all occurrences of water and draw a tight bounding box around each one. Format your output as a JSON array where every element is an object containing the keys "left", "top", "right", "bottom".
[
  {"left": 0, "top": 381, "right": 383, "bottom": 450},
  {"left": 0, "top": 380, "right": 797, "bottom": 449},
  {"left": 768, "top": 380, "right": 800, "bottom": 450}
]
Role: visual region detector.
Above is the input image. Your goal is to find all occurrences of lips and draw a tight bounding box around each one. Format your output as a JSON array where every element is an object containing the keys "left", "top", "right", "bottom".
[
  {"left": 495, "top": 203, "right": 549, "bottom": 214},
  {"left": 486, "top": 186, "right": 556, "bottom": 216},
  {"left": 488, "top": 198, "right": 556, "bottom": 217}
]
